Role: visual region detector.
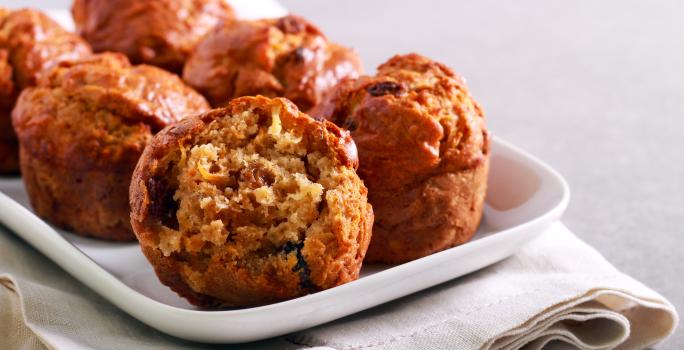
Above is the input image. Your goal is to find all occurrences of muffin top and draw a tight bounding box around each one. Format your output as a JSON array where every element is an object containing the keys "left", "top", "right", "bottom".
[
  {"left": 0, "top": 8, "right": 92, "bottom": 90},
  {"left": 12, "top": 53, "right": 209, "bottom": 171},
  {"left": 72, "top": 0, "right": 234, "bottom": 72},
  {"left": 312, "top": 53, "right": 489, "bottom": 191},
  {"left": 183, "top": 15, "right": 362, "bottom": 111},
  {"left": 130, "top": 96, "right": 371, "bottom": 306}
]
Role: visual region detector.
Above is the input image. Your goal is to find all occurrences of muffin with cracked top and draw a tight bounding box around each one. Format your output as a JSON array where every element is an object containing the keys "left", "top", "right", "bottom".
[
  {"left": 0, "top": 7, "right": 91, "bottom": 174},
  {"left": 312, "top": 53, "right": 490, "bottom": 264},
  {"left": 130, "top": 96, "right": 373, "bottom": 307},
  {"left": 12, "top": 52, "right": 209, "bottom": 240},
  {"left": 183, "top": 15, "right": 362, "bottom": 112},
  {"left": 72, "top": 0, "right": 234, "bottom": 73}
]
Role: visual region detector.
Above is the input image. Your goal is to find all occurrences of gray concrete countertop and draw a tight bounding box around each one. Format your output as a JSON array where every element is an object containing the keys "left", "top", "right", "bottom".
[
  {"left": 279, "top": 1, "right": 684, "bottom": 347},
  {"left": 2, "top": 0, "right": 682, "bottom": 347}
]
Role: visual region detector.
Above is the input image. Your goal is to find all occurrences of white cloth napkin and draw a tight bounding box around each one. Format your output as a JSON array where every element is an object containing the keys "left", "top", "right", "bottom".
[{"left": 0, "top": 222, "right": 677, "bottom": 350}]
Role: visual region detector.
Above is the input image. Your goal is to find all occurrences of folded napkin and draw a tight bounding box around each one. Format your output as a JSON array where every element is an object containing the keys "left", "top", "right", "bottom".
[{"left": 0, "top": 222, "right": 677, "bottom": 350}]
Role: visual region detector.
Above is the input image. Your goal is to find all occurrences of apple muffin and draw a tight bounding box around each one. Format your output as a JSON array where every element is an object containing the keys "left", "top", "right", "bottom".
[
  {"left": 72, "top": 0, "right": 234, "bottom": 73},
  {"left": 183, "top": 15, "right": 362, "bottom": 112},
  {"left": 312, "top": 53, "right": 490, "bottom": 264},
  {"left": 130, "top": 96, "right": 373, "bottom": 307},
  {"left": 12, "top": 53, "right": 209, "bottom": 240},
  {"left": 0, "top": 7, "right": 91, "bottom": 174}
]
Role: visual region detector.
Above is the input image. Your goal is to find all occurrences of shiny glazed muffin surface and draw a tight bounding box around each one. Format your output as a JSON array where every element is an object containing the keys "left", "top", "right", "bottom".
[
  {"left": 72, "top": 0, "right": 234, "bottom": 72},
  {"left": 183, "top": 15, "right": 362, "bottom": 112}
]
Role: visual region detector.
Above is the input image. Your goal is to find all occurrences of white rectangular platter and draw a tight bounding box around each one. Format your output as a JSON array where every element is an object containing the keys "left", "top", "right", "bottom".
[{"left": 0, "top": 137, "right": 568, "bottom": 343}]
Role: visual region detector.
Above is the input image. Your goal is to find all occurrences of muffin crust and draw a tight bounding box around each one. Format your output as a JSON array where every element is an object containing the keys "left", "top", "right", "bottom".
[
  {"left": 12, "top": 53, "right": 209, "bottom": 240},
  {"left": 72, "top": 0, "right": 234, "bottom": 73},
  {"left": 0, "top": 8, "right": 91, "bottom": 173},
  {"left": 130, "top": 96, "right": 373, "bottom": 307},
  {"left": 312, "top": 53, "right": 490, "bottom": 263},
  {"left": 183, "top": 15, "right": 362, "bottom": 112}
]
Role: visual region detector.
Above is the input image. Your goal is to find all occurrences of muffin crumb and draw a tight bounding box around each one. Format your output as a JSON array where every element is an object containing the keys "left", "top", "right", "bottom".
[{"left": 131, "top": 96, "right": 373, "bottom": 307}]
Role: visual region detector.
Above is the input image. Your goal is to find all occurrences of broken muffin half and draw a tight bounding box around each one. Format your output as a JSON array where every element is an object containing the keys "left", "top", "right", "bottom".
[{"left": 130, "top": 96, "right": 373, "bottom": 307}]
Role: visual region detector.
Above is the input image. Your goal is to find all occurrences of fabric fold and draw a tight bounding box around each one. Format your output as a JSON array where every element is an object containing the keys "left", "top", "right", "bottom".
[{"left": 285, "top": 223, "right": 678, "bottom": 350}]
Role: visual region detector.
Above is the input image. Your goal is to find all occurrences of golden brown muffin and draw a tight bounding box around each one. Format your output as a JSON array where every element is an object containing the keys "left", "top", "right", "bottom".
[
  {"left": 183, "top": 15, "right": 363, "bottom": 112},
  {"left": 72, "top": 0, "right": 234, "bottom": 73},
  {"left": 12, "top": 53, "right": 209, "bottom": 241},
  {"left": 311, "top": 53, "right": 490, "bottom": 264},
  {"left": 0, "top": 8, "right": 91, "bottom": 174},
  {"left": 130, "top": 96, "right": 373, "bottom": 307}
]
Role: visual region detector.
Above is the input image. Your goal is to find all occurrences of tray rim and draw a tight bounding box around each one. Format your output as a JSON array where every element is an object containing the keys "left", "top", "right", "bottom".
[{"left": 0, "top": 136, "right": 570, "bottom": 343}]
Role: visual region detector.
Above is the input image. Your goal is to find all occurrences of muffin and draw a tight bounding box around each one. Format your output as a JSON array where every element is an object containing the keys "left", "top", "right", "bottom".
[
  {"left": 72, "top": 0, "right": 234, "bottom": 73},
  {"left": 130, "top": 96, "right": 373, "bottom": 307},
  {"left": 311, "top": 53, "right": 490, "bottom": 264},
  {"left": 12, "top": 53, "right": 209, "bottom": 241},
  {"left": 0, "top": 8, "right": 91, "bottom": 174},
  {"left": 183, "top": 15, "right": 362, "bottom": 112}
]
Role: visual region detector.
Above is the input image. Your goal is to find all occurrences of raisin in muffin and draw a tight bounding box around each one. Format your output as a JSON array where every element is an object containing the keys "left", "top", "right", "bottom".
[
  {"left": 312, "top": 53, "right": 490, "bottom": 264},
  {"left": 0, "top": 7, "right": 91, "bottom": 174},
  {"left": 130, "top": 96, "right": 373, "bottom": 307},
  {"left": 183, "top": 15, "right": 362, "bottom": 112},
  {"left": 72, "top": 0, "right": 234, "bottom": 73},
  {"left": 12, "top": 53, "right": 209, "bottom": 240}
]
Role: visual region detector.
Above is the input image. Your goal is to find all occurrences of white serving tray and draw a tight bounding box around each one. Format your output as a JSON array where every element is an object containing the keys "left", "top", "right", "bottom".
[{"left": 0, "top": 137, "right": 569, "bottom": 343}]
